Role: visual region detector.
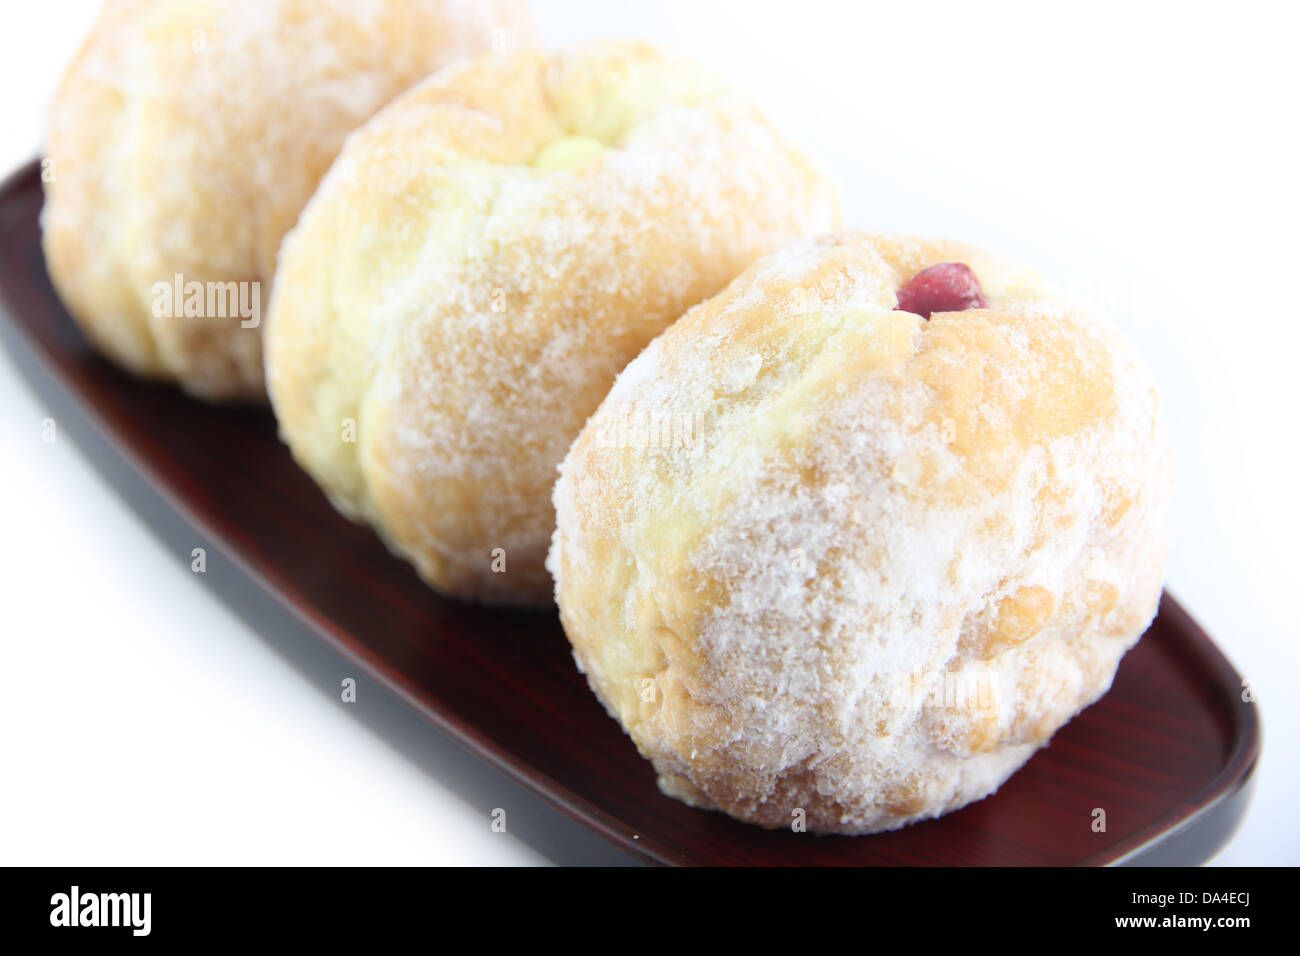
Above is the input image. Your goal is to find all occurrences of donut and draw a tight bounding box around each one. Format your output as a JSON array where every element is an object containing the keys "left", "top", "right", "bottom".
[
  {"left": 264, "top": 41, "right": 842, "bottom": 605},
  {"left": 548, "top": 232, "right": 1172, "bottom": 834},
  {"left": 42, "top": 0, "right": 534, "bottom": 401}
]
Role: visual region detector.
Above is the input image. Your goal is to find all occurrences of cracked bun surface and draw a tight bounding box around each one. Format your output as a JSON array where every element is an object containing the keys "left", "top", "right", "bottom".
[
  {"left": 548, "top": 232, "right": 1172, "bottom": 834},
  {"left": 264, "top": 40, "right": 842, "bottom": 605},
  {"left": 42, "top": 0, "right": 533, "bottom": 401}
]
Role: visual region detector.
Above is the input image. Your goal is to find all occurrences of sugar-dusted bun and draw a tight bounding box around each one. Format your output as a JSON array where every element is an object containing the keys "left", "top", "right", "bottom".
[
  {"left": 549, "top": 232, "right": 1171, "bottom": 834},
  {"left": 265, "top": 41, "right": 842, "bottom": 605},
  {"left": 42, "top": 0, "right": 534, "bottom": 401}
]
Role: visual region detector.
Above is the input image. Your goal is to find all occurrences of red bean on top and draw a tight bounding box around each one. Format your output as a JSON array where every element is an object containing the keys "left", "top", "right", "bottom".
[{"left": 896, "top": 262, "right": 987, "bottom": 319}]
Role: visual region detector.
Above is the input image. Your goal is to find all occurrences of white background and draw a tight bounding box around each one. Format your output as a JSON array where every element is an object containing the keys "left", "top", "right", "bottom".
[{"left": 1, "top": 1, "right": 1295, "bottom": 865}]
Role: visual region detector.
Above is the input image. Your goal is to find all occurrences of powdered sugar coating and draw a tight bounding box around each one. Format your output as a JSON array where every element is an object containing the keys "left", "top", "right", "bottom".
[
  {"left": 265, "top": 41, "right": 842, "bottom": 604},
  {"left": 549, "top": 232, "right": 1171, "bottom": 833},
  {"left": 42, "top": 0, "right": 533, "bottom": 400}
]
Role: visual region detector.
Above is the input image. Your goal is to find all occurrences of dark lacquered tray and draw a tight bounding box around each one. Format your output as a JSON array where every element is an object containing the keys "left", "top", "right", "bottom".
[{"left": 0, "top": 160, "right": 1259, "bottom": 865}]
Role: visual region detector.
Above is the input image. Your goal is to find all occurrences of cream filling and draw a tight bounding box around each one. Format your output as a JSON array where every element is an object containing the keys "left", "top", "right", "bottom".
[{"left": 532, "top": 134, "right": 607, "bottom": 170}]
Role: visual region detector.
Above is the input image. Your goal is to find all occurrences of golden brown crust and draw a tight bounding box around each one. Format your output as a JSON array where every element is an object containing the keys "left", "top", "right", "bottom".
[
  {"left": 42, "top": 0, "right": 534, "bottom": 400},
  {"left": 264, "top": 41, "right": 842, "bottom": 604},
  {"left": 549, "top": 232, "right": 1171, "bottom": 833}
]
